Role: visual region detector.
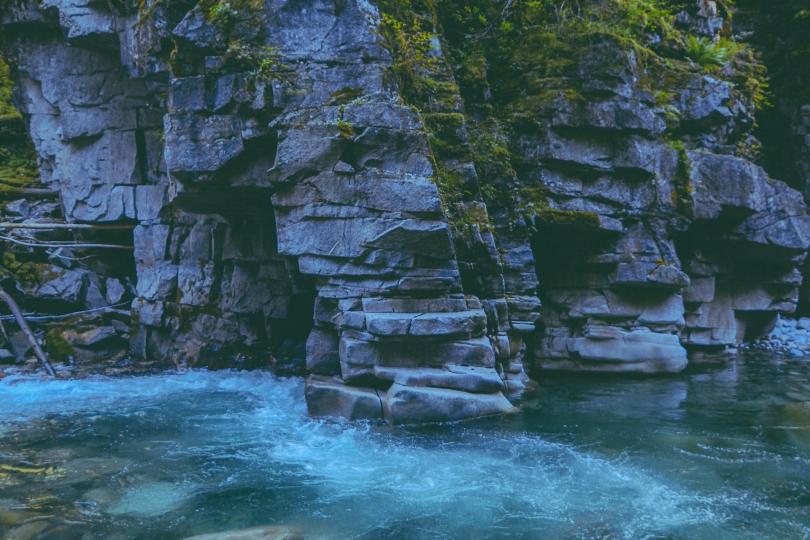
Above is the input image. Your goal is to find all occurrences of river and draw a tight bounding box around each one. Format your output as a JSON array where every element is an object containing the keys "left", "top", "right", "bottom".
[{"left": 0, "top": 352, "right": 808, "bottom": 539}]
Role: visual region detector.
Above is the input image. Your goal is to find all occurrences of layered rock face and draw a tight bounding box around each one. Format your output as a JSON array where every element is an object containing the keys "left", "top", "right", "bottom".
[
  {"left": 428, "top": 0, "right": 810, "bottom": 372},
  {"left": 1, "top": 0, "right": 523, "bottom": 423},
  {"left": 1, "top": 0, "right": 809, "bottom": 423}
]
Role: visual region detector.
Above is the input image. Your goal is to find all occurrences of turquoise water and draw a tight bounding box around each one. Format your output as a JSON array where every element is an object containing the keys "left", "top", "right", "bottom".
[{"left": 0, "top": 352, "right": 808, "bottom": 539}]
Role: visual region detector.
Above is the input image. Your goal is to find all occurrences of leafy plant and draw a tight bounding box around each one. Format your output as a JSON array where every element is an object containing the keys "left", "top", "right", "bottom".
[
  {"left": 207, "top": 1, "right": 239, "bottom": 28},
  {"left": 685, "top": 36, "right": 728, "bottom": 68}
]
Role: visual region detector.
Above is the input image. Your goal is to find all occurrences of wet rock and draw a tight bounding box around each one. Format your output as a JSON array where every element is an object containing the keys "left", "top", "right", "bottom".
[
  {"left": 65, "top": 326, "right": 118, "bottom": 347},
  {"left": 305, "top": 375, "right": 383, "bottom": 421},
  {"left": 59, "top": 457, "right": 132, "bottom": 484},
  {"left": 383, "top": 384, "right": 517, "bottom": 425},
  {"left": 749, "top": 316, "right": 810, "bottom": 356},
  {"left": 6, "top": 519, "right": 49, "bottom": 540},
  {"left": 0, "top": 508, "right": 37, "bottom": 527},
  {"left": 2, "top": 0, "right": 810, "bottom": 425},
  {"left": 541, "top": 326, "right": 688, "bottom": 374},
  {"left": 23, "top": 266, "right": 87, "bottom": 305},
  {"left": 8, "top": 332, "right": 32, "bottom": 362},
  {"left": 373, "top": 365, "right": 505, "bottom": 394},
  {"left": 0, "top": 349, "right": 15, "bottom": 363},
  {"left": 183, "top": 525, "right": 303, "bottom": 540},
  {"left": 761, "top": 401, "right": 810, "bottom": 447},
  {"left": 107, "top": 481, "right": 196, "bottom": 517}
]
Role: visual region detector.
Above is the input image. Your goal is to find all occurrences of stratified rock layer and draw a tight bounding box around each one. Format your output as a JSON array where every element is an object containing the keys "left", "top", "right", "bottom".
[{"left": 1, "top": 0, "right": 809, "bottom": 423}]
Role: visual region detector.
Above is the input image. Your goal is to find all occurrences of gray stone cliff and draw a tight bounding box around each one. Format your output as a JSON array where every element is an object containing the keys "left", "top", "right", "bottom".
[{"left": 1, "top": 0, "right": 809, "bottom": 423}]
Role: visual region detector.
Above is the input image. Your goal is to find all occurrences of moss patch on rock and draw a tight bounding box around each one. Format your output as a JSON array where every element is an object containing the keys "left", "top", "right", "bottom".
[
  {"left": 44, "top": 328, "right": 76, "bottom": 361},
  {"left": 0, "top": 58, "right": 39, "bottom": 190}
]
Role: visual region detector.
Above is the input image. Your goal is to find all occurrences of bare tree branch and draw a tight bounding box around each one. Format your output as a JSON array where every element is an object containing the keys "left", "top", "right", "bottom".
[
  {"left": 0, "top": 286, "right": 56, "bottom": 376},
  {"left": 0, "top": 234, "right": 133, "bottom": 250},
  {"left": 0, "top": 222, "right": 134, "bottom": 230},
  {"left": 0, "top": 301, "right": 130, "bottom": 322}
]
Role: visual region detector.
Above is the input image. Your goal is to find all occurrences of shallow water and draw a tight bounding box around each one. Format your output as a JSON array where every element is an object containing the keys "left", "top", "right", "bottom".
[{"left": 0, "top": 352, "right": 808, "bottom": 539}]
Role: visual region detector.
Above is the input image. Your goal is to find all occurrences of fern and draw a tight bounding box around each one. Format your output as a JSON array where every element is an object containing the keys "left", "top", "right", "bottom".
[{"left": 685, "top": 36, "right": 728, "bottom": 68}]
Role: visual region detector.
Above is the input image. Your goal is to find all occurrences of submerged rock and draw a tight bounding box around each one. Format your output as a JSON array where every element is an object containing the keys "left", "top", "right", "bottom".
[
  {"left": 107, "top": 481, "right": 196, "bottom": 517},
  {"left": 183, "top": 525, "right": 302, "bottom": 540}
]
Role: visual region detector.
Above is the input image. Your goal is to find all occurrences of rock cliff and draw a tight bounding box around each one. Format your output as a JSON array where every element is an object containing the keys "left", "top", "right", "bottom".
[{"left": 1, "top": 0, "right": 809, "bottom": 423}]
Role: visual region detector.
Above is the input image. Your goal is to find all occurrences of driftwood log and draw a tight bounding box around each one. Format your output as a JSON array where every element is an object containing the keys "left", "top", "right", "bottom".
[{"left": 0, "top": 286, "right": 56, "bottom": 376}]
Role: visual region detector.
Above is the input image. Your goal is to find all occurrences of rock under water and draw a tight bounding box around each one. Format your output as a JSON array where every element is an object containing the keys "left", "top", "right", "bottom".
[{"left": 0, "top": 356, "right": 808, "bottom": 538}]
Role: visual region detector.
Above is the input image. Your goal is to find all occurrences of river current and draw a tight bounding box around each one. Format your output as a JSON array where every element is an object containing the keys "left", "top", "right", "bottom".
[{"left": 0, "top": 352, "right": 808, "bottom": 539}]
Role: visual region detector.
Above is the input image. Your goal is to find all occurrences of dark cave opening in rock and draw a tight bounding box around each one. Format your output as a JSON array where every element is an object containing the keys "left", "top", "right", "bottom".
[
  {"left": 673, "top": 221, "right": 799, "bottom": 351},
  {"left": 162, "top": 179, "right": 319, "bottom": 373},
  {"left": 268, "top": 283, "right": 316, "bottom": 376},
  {"left": 530, "top": 221, "right": 619, "bottom": 287}
]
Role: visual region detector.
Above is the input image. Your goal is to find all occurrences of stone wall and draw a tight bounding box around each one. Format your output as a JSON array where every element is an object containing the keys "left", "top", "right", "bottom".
[
  {"left": 1, "top": 0, "right": 809, "bottom": 423},
  {"left": 1, "top": 0, "right": 527, "bottom": 423}
]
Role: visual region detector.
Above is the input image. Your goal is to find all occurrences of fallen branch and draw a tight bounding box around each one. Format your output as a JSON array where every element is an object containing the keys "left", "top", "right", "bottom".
[
  {"left": 0, "top": 188, "right": 59, "bottom": 200},
  {"left": 0, "top": 234, "right": 133, "bottom": 250},
  {"left": 0, "top": 286, "right": 56, "bottom": 376},
  {"left": 0, "top": 301, "right": 130, "bottom": 322},
  {"left": 0, "top": 222, "right": 134, "bottom": 230}
]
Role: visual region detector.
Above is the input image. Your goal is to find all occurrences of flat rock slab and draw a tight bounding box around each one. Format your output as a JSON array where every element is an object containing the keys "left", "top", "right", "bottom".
[
  {"left": 373, "top": 365, "right": 505, "bottom": 393},
  {"left": 562, "top": 327, "right": 688, "bottom": 374},
  {"left": 365, "top": 310, "right": 487, "bottom": 337},
  {"left": 305, "top": 376, "right": 382, "bottom": 420},
  {"left": 383, "top": 384, "right": 516, "bottom": 425}
]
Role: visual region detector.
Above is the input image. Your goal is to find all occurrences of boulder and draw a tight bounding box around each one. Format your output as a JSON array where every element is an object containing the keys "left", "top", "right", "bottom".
[
  {"left": 542, "top": 326, "right": 688, "bottom": 374},
  {"left": 383, "top": 384, "right": 517, "bottom": 425},
  {"left": 305, "top": 376, "right": 383, "bottom": 420}
]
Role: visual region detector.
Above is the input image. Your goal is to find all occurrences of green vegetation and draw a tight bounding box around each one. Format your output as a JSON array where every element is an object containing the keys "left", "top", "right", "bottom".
[
  {"left": 336, "top": 105, "right": 355, "bottom": 139},
  {"left": 143, "top": 0, "right": 291, "bottom": 86},
  {"left": 0, "top": 58, "right": 19, "bottom": 122},
  {"left": 373, "top": 0, "right": 771, "bottom": 230},
  {"left": 44, "top": 328, "right": 75, "bottom": 361},
  {"left": 0, "top": 58, "right": 39, "bottom": 191},
  {"left": 0, "top": 253, "right": 58, "bottom": 287},
  {"left": 685, "top": 36, "right": 728, "bottom": 68},
  {"left": 533, "top": 208, "right": 600, "bottom": 228},
  {"left": 668, "top": 139, "right": 695, "bottom": 215},
  {"left": 328, "top": 87, "right": 365, "bottom": 106},
  {"left": 375, "top": 0, "right": 492, "bottom": 230}
]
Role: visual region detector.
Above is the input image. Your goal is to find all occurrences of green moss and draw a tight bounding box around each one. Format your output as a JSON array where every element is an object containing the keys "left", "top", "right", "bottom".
[
  {"left": 1, "top": 253, "right": 59, "bottom": 287},
  {"left": 668, "top": 140, "right": 694, "bottom": 215},
  {"left": 221, "top": 42, "right": 289, "bottom": 82},
  {"left": 336, "top": 104, "right": 355, "bottom": 139},
  {"left": 534, "top": 208, "right": 600, "bottom": 228},
  {"left": 376, "top": 0, "right": 768, "bottom": 233},
  {"left": 44, "top": 329, "right": 75, "bottom": 361},
  {"left": 518, "top": 185, "right": 550, "bottom": 211},
  {"left": 0, "top": 59, "right": 40, "bottom": 190},
  {"left": 432, "top": 162, "right": 467, "bottom": 208},
  {"left": 376, "top": 3, "right": 441, "bottom": 103},
  {"left": 328, "top": 87, "right": 364, "bottom": 106},
  {"left": 337, "top": 119, "right": 355, "bottom": 139},
  {"left": 422, "top": 112, "right": 468, "bottom": 158},
  {"left": 0, "top": 59, "right": 20, "bottom": 122},
  {"left": 454, "top": 203, "right": 492, "bottom": 231}
]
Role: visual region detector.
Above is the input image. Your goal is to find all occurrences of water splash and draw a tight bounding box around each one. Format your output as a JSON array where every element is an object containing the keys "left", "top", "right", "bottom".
[{"left": 0, "top": 367, "right": 807, "bottom": 539}]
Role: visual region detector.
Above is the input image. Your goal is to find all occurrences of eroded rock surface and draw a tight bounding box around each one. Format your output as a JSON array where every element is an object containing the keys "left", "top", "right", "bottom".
[{"left": 1, "top": 0, "right": 809, "bottom": 423}]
